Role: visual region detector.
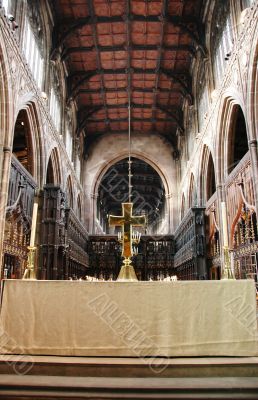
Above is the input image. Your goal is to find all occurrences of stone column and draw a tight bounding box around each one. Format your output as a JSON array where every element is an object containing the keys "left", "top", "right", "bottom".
[
  {"left": 89, "top": 193, "right": 98, "bottom": 234},
  {"left": 165, "top": 193, "right": 174, "bottom": 233},
  {"left": 0, "top": 146, "right": 12, "bottom": 273},
  {"left": 216, "top": 184, "right": 235, "bottom": 279},
  {"left": 249, "top": 139, "right": 258, "bottom": 212}
]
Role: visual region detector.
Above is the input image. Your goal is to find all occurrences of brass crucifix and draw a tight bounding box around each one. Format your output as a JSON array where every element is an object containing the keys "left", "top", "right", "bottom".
[{"left": 109, "top": 203, "right": 146, "bottom": 281}]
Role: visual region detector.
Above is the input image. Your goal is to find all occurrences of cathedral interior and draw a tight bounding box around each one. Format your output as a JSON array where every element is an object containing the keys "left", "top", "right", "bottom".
[
  {"left": 0, "top": 0, "right": 258, "bottom": 397},
  {"left": 1, "top": 0, "right": 257, "bottom": 284}
]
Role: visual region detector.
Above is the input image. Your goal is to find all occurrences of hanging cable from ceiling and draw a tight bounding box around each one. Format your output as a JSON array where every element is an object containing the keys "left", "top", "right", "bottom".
[{"left": 127, "top": 0, "right": 132, "bottom": 203}]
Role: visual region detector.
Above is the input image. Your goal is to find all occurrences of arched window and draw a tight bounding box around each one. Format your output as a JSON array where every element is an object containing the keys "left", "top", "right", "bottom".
[
  {"left": 211, "top": 1, "right": 233, "bottom": 87},
  {"left": 50, "top": 88, "right": 61, "bottom": 131},
  {"left": 12, "top": 110, "right": 33, "bottom": 175},
  {"left": 65, "top": 124, "right": 73, "bottom": 160},
  {"left": 22, "top": 1, "right": 44, "bottom": 89},
  {"left": 197, "top": 64, "right": 208, "bottom": 130},
  {"left": 228, "top": 106, "right": 249, "bottom": 174},
  {"left": 188, "top": 174, "right": 197, "bottom": 208},
  {"left": 207, "top": 154, "right": 216, "bottom": 200}
]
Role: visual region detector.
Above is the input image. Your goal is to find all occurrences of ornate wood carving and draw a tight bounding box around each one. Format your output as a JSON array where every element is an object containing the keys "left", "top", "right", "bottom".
[
  {"left": 88, "top": 235, "right": 175, "bottom": 281},
  {"left": 88, "top": 213, "right": 207, "bottom": 281},
  {"left": 39, "top": 185, "right": 89, "bottom": 280},
  {"left": 205, "top": 195, "right": 221, "bottom": 279},
  {"left": 3, "top": 155, "right": 37, "bottom": 279},
  {"left": 174, "top": 207, "right": 207, "bottom": 280},
  {"left": 226, "top": 153, "right": 258, "bottom": 286}
]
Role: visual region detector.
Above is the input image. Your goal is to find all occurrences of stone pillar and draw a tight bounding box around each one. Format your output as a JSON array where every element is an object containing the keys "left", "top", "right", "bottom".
[
  {"left": 90, "top": 193, "right": 98, "bottom": 234},
  {"left": 0, "top": 146, "right": 12, "bottom": 273},
  {"left": 249, "top": 139, "right": 258, "bottom": 212},
  {"left": 165, "top": 193, "right": 174, "bottom": 233},
  {"left": 216, "top": 184, "right": 234, "bottom": 279}
]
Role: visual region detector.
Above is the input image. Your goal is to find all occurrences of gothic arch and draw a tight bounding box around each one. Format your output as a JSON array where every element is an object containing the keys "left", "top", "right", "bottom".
[
  {"left": 0, "top": 47, "right": 13, "bottom": 148},
  {"left": 65, "top": 175, "right": 74, "bottom": 209},
  {"left": 0, "top": 39, "right": 14, "bottom": 272},
  {"left": 89, "top": 150, "right": 173, "bottom": 234},
  {"left": 46, "top": 147, "right": 62, "bottom": 185},
  {"left": 92, "top": 151, "right": 170, "bottom": 199},
  {"left": 216, "top": 94, "right": 249, "bottom": 185},
  {"left": 188, "top": 173, "right": 197, "bottom": 208},
  {"left": 199, "top": 145, "right": 216, "bottom": 205},
  {"left": 247, "top": 26, "right": 258, "bottom": 141},
  {"left": 12, "top": 102, "right": 43, "bottom": 184}
]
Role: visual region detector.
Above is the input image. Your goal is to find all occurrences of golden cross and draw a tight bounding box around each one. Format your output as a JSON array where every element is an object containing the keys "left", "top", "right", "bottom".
[{"left": 109, "top": 203, "right": 146, "bottom": 258}]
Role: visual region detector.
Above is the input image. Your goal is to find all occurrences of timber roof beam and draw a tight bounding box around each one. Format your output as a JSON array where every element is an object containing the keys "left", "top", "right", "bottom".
[{"left": 51, "top": 15, "right": 204, "bottom": 59}]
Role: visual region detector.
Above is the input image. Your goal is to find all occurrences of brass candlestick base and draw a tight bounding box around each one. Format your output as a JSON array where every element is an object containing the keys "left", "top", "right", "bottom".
[
  {"left": 23, "top": 246, "right": 37, "bottom": 280},
  {"left": 221, "top": 246, "right": 235, "bottom": 280},
  {"left": 117, "top": 257, "right": 138, "bottom": 281}
]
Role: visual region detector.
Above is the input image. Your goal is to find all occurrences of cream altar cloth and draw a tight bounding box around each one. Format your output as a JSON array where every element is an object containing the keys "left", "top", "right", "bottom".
[{"left": 0, "top": 280, "right": 257, "bottom": 357}]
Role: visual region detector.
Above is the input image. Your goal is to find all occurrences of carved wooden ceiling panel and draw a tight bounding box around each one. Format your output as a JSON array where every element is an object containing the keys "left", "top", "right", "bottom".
[{"left": 51, "top": 0, "right": 205, "bottom": 152}]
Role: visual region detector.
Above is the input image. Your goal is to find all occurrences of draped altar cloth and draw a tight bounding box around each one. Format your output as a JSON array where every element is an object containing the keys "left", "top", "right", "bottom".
[{"left": 0, "top": 279, "right": 257, "bottom": 357}]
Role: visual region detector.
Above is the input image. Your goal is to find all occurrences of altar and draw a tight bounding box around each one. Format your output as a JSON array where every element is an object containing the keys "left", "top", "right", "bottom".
[{"left": 0, "top": 279, "right": 257, "bottom": 358}]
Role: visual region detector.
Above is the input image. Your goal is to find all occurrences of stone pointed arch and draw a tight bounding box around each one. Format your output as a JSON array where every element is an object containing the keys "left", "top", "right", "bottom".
[
  {"left": 46, "top": 147, "right": 62, "bottom": 185},
  {"left": 12, "top": 102, "right": 44, "bottom": 185},
  {"left": 246, "top": 27, "right": 258, "bottom": 210},
  {"left": 215, "top": 92, "right": 250, "bottom": 185},
  {"left": 84, "top": 132, "right": 177, "bottom": 233},
  {"left": 188, "top": 173, "right": 197, "bottom": 208},
  {"left": 65, "top": 175, "right": 74, "bottom": 209},
  {"left": 0, "top": 39, "right": 14, "bottom": 272},
  {"left": 199, "top": 144, "right": 216, "bottom": 205},
  {"left": 247, "top": 17, "right": 258, "bottom": 142}
]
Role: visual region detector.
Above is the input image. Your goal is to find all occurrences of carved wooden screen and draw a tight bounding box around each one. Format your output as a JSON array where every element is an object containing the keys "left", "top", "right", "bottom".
[
  {"left": 205, "top": 193, "right": 221, "bottom": 279},
  {"left": 39, "top": 185, "right": 66, "bottom": 279},
  {"left": 66, "top": 208, "right": 89, "bottom": 279},
  {"left": 225, "top": 153, "right": 258, "bottom": 288},
  {"left": 88, "top": 235, "right": 175, "bottom": 281},
  {"left": 174, "top": 208, "right": 207, "bottom": 280},
  {"left": 39, "top": 186, "right": 89, "bottom": 280},
  {"left": 3, "top": 155, "right": 37, "bottom": 279},
  {"left": 88, "top": 237, "right": 121, "bottom": 280}
]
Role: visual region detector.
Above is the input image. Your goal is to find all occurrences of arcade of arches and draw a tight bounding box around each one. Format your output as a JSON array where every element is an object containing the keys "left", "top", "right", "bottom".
[{"left": 0, "top": 0, "right": 257, "bottom": 285}]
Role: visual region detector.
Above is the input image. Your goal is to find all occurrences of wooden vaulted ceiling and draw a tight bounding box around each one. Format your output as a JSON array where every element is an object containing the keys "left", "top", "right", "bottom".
[{"left": 51, "top": 0, "right": 205, "bottom": 153}]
